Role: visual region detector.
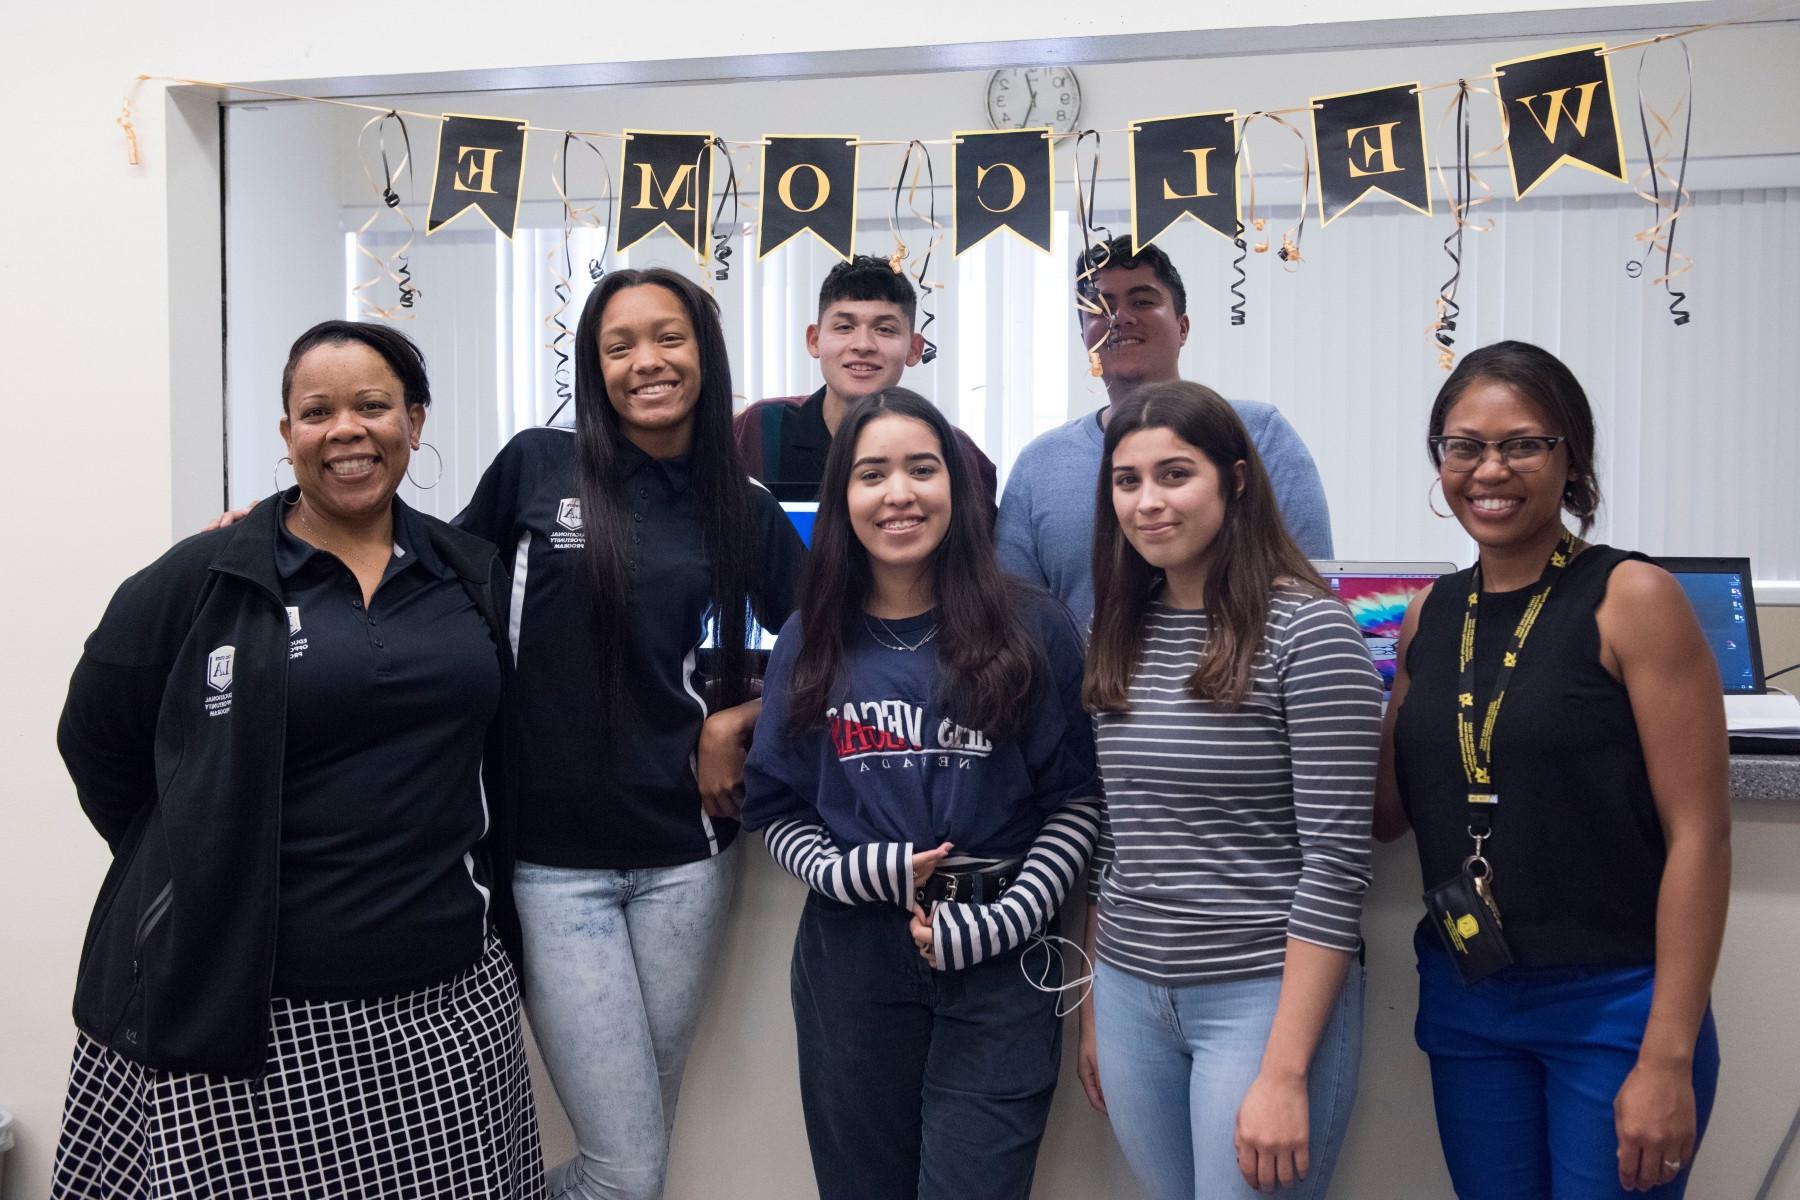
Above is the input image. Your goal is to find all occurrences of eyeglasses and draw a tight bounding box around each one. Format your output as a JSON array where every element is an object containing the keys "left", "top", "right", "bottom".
[{"left": 1428, "top": 435, "right": 1565, "bottom": 473}]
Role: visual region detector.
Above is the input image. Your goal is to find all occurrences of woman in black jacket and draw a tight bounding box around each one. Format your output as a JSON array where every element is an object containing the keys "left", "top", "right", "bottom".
[{"left": 51, "top": 322, "right": 543, "bottom": 1200}]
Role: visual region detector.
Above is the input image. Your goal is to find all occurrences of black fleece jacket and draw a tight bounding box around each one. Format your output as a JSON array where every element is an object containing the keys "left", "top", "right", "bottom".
[{"left": 58, "top": 494, "right": 518, "bottom": 1076}]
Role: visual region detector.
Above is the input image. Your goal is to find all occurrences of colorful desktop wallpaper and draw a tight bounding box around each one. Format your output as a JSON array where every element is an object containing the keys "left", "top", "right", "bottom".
[{"left": 1327, "top": 575, "right": 1439, "bottom": 689}]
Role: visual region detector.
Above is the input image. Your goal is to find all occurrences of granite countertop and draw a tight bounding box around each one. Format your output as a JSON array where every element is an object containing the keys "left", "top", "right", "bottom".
[{"left": 1730, "top": 754, "right": 1800, "bottom": 801}]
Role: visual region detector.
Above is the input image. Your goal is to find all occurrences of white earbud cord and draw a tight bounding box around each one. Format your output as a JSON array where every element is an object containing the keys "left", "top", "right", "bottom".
[{"left": 1019, "top": 932, "right": 1095, "bottom": 1018}]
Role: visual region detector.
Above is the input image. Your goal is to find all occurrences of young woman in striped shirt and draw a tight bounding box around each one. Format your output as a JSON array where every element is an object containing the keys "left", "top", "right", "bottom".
[
  {"left": 742, "top": 389, "right": 1102, "bottom": 1200},
  {"left": 1079, "top": 382, "right": 1382, "bottom": 1199}
]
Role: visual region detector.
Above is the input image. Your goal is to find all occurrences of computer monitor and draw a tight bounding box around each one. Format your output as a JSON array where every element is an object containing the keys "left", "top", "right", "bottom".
[
  {"left": 780, "top": 501, "right": 818, "bottom": 551},
  {"left": 1652, "top": 556, "right": 1764, "bottom": 694},
  {"left": 1311, "top": 561, "right": 1458, "bottom": 694},
  {"left": 703, "top": 501, "right": 818, "bottom": 654}
]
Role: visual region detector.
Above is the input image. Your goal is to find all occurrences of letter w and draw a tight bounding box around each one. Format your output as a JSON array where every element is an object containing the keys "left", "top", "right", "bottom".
[{"left": 1516, "top": 81, "right": 1603, "bottom": 142}]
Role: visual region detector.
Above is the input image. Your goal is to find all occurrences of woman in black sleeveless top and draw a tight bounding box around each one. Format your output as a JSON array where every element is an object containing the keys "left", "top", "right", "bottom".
[{"left": 1375, "top": 342, "right": 1729, "bottom": 1199}]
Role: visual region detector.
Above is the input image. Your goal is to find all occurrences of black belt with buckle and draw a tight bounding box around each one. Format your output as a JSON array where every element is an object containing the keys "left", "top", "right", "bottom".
[{"left": 915, "top": 861, "right": 1022, "bottom": 909}]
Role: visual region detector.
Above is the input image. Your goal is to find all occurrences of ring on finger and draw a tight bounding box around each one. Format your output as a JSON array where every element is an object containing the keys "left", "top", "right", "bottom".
[{"left": 1662, "top": 1159, "right": 1682, "bottom": 1172}]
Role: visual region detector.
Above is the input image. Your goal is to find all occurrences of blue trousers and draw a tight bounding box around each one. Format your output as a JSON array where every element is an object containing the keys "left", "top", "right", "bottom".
[
  {"left": 1093, "top": 958, "right": 1364, "bottom": 1200},
  {"left": 513, "top": 853, "right": 737, "bottom": 1200},
  {"left": 790, "top": 892, "right": 1063, "bottom": 1200},
  {"left": 1414, "top": 931, "right": 1720, "bottom": 1200}
]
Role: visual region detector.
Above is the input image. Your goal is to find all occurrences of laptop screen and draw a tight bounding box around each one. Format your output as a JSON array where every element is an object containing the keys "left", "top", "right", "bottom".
[
  {"left": 1656, "top": 557, "right": 1763, "bottom": 694},
  {"left": 780, "top": 501, "right": 818, "bottom": 551},
  {"left": 1317, "top": 570, "right": 1451, "bottom": 693},
  {"left": 705, "top": 501, "right": 817, "bottom": 654}
]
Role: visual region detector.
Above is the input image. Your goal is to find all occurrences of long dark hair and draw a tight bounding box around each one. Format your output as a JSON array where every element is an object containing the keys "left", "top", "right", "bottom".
[
  {"left": 572, "top": 269, "right": 758, "bottom": 710},
  {"left": 1427, "top": 339, "right": 1601, "bottom": 534},
  {"left": 1085, "top": 382, "right": 1326, "bottom": 711},
  {"left": 785, "top": 389, "right": 1040, "bottom": 742}
]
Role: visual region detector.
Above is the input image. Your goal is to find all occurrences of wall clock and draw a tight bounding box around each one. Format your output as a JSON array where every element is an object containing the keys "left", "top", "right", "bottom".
[{"left": 986, "top": 68, "right": 1083, "bottom": 134}]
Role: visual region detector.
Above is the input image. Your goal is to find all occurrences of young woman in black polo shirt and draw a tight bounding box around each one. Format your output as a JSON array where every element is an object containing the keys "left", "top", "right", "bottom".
[
  {"left": 457, "top": 269, "right": 804, "bottom": 1200},
  {"left": 743, "top": 390, "right": 1101, "bottom": 1200},
  {"left": 1376, "top": 341, "right": 1730, "bottom": 1199}
]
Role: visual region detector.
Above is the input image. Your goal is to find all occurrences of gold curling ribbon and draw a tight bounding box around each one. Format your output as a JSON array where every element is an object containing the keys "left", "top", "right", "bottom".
[
  {"left": 1424, "top": 81, "right": 1508, "bottom": 369},
  {"left": 543, "top": 132, "right": 614, "bottom": 420},
  {"left": 350, "top": 111, "right": 421, "bottom": 321},
  {"left": 1070, "top": 129, "right": 1114, "bottom": 377},
  {"left": 1234, "top": 110, "right": 1314, "bottom": 271},
  {"left": 888, "top": 140, "right": 946, "bottom": 363},
  {"left": 118, "top": 75, "right": 146, "bottom": 166},
  {"left": 697, "top": 136, "right": 742, "bottom": 292},
  {"left": 1626, "top": 40, "right": 1695, "bottom": 324}
]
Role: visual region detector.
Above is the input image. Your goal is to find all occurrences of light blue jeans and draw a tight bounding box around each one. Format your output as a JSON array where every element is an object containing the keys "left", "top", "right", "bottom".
[
  {"left": 513, "top": 850, "right": 737, "bottom": 1200},
  {"left": 1093, "top": 958, "right": 1364, "bottom": 1200}
]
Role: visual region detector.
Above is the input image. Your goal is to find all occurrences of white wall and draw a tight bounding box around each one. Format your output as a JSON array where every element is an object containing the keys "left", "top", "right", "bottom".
[{"left": 4, "top": 2, "right": 1797, "bottom": 1197}]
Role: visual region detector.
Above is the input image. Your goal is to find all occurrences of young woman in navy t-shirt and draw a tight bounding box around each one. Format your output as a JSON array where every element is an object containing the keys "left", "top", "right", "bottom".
[{"left": 743, "top": 389, "right": 1102, "bottom": 1200}]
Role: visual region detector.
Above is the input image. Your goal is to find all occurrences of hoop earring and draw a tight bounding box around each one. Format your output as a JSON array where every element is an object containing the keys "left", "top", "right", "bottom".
[
  {"left": 407, "top": 441, "right": 444, "bottom": 490},
  {"left": 1427, "top": 477, "right": 1454, "bottom": 520},
  {"left": 274, "top": 455, "right": 297, "bottom": 497}
]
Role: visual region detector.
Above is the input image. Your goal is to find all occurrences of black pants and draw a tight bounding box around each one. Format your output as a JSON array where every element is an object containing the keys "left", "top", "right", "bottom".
[{"left": 790, "top": 892, "right": 1063, "bottom": 1200}]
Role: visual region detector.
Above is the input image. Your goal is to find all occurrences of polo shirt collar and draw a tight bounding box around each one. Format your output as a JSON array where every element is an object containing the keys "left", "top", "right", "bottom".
[
  {"left": 790, "top": 387, "right": 832, "bottom": 452},
  {"left": 270, "top": 490, "right": 433, "bottom": 583},
  {"left": 615, "top": 435, "right": 694, "bottom": 491}
]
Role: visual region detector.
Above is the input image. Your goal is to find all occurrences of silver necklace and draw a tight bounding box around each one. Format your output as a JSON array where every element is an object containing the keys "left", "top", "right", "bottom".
[
  {"left": 292, "top": 502, "right": 390, "bottom": 578},
  {"left": 865, "top": 615, "right": 940, "bottom": 653}
]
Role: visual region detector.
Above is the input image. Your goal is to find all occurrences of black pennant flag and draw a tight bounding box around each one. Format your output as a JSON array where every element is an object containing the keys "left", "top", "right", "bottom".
[
  {"left": 426, "top": 114, "right": 528, "bottom": 239},
  {"left": 1311, "top": 84, "right": 1432, "bottom": 225},
  {"left": 952, "top": 129, "right": 1054, "bottom": 256},
  {"left": 1495, "top": 44, "right": 1627, "bottom": 199},
  {"left": 1129, "top": 111, "right": 1239, "bottom": 249},
  {"left": 758, "top": 136, "right": 859, "bottom": 260},
  {"left": 617, "top": 130, "right": 714, "bottom": 260}
]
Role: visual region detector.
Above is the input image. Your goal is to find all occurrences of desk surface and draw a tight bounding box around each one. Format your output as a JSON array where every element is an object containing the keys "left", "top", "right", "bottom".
[{"left": 1731, "top": 754, "right": 1800, "bottom": 801}]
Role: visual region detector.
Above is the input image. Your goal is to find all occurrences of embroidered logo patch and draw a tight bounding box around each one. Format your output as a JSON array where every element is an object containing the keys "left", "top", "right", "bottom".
[
  {"left": 205, "top": 644, "right": 236, "bottom": 718},
  {"left": 206, "top": 645, "right": 235, "bottom": 692}
]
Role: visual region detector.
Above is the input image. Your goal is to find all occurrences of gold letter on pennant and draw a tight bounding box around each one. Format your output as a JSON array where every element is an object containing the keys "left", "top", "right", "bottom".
[
  {"left": 1516, "top": 81, "right": 1604, "bottom": 143},
  {"left": 976, "top": 162, "right": 1026, "bottom": 213},
  {"left": 777, "top": 163, "right": 831, "bottom": 214},
  {"left": 1161, "top": 148, "right": 1218, "bottom": 200},
  {"left": 454, "top": 146, "right": 503, "bottom": 194},
  {"left": 1345, "top": 122, "right": 1404, "bottom": 177},
  {"left": 633, "top": 162, "right": 698, "bottom": 211}
]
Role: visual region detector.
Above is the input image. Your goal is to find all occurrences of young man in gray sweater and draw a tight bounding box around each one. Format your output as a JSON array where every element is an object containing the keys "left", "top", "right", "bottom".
[{"left": 995, "top": 237, "right": 1333, "bottom": 626}]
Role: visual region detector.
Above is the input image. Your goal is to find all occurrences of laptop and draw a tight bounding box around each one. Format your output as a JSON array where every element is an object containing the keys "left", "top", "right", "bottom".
[
  {"left": 703, "top": 501, "right": 818, "bottom": 656},
  {"left": 1653, "top": 556, "right": 1800, "bottom": 744},
  {"left": 1652, "top": 556, "right": 1764, "bottom": 694},
  {"left": 1312, "top": 561, "right": 1458, "bottom": 695}
]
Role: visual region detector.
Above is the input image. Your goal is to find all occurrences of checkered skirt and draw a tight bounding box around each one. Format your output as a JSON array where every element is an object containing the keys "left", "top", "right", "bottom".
[{"left": 51, "top": 937, "right": 544, "bottom": 1199}]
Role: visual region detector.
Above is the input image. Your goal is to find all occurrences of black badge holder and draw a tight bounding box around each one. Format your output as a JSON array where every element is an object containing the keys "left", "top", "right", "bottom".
[{"left": 1423, "top": 798, "right": 1513, "bottom": 984}]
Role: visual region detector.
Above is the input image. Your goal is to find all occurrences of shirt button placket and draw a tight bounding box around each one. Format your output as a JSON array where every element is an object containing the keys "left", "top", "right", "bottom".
[{"left": 629, "top": 489, "right": 647, "bottom": 571}]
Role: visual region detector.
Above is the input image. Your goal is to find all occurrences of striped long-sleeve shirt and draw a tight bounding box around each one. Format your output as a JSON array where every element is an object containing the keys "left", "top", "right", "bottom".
[
  {"left": 761, "top": 793, "right": 1102, "bottom": 971},
  {"left": 1090, "top": 591, "right": 1382, "bottom": 985},
  {"left": 744, "top": 589, "right": 1101, "bottom": 972}
]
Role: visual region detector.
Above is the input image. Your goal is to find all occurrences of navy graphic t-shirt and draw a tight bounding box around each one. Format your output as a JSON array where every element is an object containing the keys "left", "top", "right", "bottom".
[{"left": 743, "top": 590, "right": 1097, "bottom": 860}]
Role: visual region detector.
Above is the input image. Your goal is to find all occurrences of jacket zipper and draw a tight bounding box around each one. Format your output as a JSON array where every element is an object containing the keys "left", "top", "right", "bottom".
[
  {"left": 108, "top": 879, "right": 173, "bottom": 1050},
  {"left": 131, "top": 880, "right": 175, "bottom": 969}
]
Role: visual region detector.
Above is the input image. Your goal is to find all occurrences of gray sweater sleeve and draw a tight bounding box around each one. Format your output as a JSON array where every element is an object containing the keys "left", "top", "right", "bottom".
[{"left": 1275, "top": 597, "right": 1381, "bottom": 952}]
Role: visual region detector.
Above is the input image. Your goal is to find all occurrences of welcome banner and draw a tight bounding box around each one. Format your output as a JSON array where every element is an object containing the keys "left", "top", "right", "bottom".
[
  {"left": 758, "top": 135, "right": 859, "bottom": 259},
  {"left": 1311, "top": 84, "right": 1432, "bottom": 225},
  {"left": 617, "top": 130, "right": 714, "bottom": 259},
  {"left": 426, "top": 114, "right": 528, "bottom": 238},
  {"left": 952, "top": 128, "right": 1055, "bottom": 255},
  {"left": 1129, "top": 111, "right": 1241, "bottom": 249},
  {"left": 1495, "top": 44, "right": 1628, "bottom": 199}
]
